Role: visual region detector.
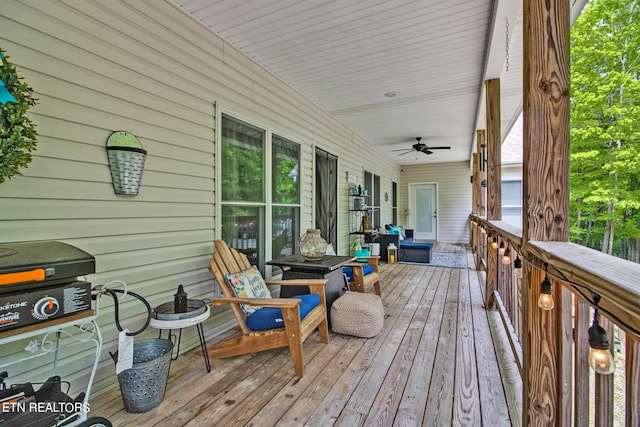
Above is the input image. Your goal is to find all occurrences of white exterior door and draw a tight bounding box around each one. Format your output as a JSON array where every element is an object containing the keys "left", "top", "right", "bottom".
[{"left": 409, "top": 183, "right": 437, "bottom": 240}]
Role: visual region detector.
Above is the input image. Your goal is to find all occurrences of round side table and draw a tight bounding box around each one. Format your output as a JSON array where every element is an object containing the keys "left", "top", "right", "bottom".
[{"left": 149, "top": 305, "right": 211, "bottom": 373}]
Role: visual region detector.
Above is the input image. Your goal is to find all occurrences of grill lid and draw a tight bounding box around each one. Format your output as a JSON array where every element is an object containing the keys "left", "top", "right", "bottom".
[{"left": 0, "top": 241, "right": 95, "bottom": 292}]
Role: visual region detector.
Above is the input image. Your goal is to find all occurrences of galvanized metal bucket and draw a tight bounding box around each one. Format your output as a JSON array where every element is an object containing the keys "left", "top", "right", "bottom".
[{"left": 117, "top": 338, "right": 173, "bottom": 413}]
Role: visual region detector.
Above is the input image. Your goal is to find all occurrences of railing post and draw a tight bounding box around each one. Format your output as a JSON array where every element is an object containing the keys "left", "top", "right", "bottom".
[
  {"left": 626, "top": 338, "right": 640, "bottom": 426},
  {"left": 522, "top": 0, "right": 571, "bottom": 425},
  {"left": 485, "top": 79, "right": 501, "bottom": 308},
  {"left": 595, "top": 317, "right": 614, "bottom": 425}
]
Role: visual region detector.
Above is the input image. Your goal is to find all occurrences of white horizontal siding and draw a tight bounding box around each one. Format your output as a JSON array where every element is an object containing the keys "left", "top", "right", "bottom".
[
  {"left": 0, "top": 0, "right": 400, "bottom": 398},
  {"left": 400, "top": 161, "right": 472, "bottom": 243}
]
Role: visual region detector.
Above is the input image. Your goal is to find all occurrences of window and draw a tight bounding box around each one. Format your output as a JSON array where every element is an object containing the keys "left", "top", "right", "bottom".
[
  {"left": 272, "top": 134, "right": 301, "bottom": 259},
  {"left": 502, "top": 180, "right": 522, "bottom": 226},
  {"left": 392, "top": 181, "right": 398, "bottom": 225},
  {"left": 220, "top": 114, "right": 301, "bottom": 269},
  {"left": 364, "top": 171, "right": 381, "bottom": 229}
]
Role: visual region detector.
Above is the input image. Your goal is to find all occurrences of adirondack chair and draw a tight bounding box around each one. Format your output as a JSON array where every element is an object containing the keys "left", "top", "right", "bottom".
[
  {"left": 207, "top": 240, "right": 329, "bottom": 377},
  {"left": 342, "top": 256, "right": 381, "bottom": 296}
]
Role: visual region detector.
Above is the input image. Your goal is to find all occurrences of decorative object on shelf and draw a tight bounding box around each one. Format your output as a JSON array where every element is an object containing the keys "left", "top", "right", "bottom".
[
  {"left": 354, "top": 197, "right": 364, "bottom": 210},
  {"left": 361, "top": 213, "right": 373, "bottom": 232},
  {"left": 106, "top": 130, "right": 147, "bottom": 195},
  {"left": 300, "top": 228, "right": 328, "bottom": 261},
  {"left": 0, "top": 49, "right": 38, "bottom": 184}
]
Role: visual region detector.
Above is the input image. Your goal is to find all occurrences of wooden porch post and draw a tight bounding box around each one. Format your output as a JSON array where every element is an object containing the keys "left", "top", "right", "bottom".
[
  {"left": 472, "top": 153, "right": 479, "bottom": 257},
  {"left": 522, "top": 0, "right": 570, "bottom": 426},
  {"left": 485, "top": 79, "right": 501, "bottom": 307},
  {"left": 476, "top": 129, "right": 487, "bottom": 218},
  {"left": 474, "top": 130, "right": 487, "bottom": 270}
]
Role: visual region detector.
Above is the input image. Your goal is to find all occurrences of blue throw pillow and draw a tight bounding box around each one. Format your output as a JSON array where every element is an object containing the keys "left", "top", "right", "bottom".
[
  {"left": 389, "top": 226, "right": 404, "bottom": 240},
  {"left": 245, "top": 293, "right": 320, "bottom": 331},
  {"left": 342, "top": 265, "right": 374, "bottom": 282}
]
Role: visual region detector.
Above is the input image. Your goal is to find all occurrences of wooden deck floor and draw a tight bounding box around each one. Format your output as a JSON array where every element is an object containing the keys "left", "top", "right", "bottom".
[{"left": 93, "top": 243, "right": 520, "bottom": 426}]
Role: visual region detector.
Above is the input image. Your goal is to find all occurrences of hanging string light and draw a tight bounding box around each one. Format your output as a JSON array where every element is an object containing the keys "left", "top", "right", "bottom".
[
  {"left": 588, "top": 293, "right": 616, "bottom": 375},
  {"left": 513, "top": 254, "right": 522, "bottom": 278},
  {"left": 498, "top": 241, "right": 506, "bottom": 255},
  {"left": 498, "top": 246, "right": 632, "bottom": 376},
  {"left": 538, "top": 271, "right": 554, "bottom": 310},
  {"left": 514, "top": 254, "right": 522, "bottom": 269},
  {"left": 502, "top": 246, "right": 511, "bottom": 265}
]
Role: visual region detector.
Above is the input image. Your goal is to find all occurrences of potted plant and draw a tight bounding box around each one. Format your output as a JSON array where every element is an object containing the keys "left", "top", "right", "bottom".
[{"left": 0, "top": 49, "right": 38, "bottom": 184}]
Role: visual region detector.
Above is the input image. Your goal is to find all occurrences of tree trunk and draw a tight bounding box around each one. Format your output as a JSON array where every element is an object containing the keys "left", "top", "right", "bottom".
[
  {"left": 576, "top": 199, "right": 582, "bottom": 242},
  {"left": 584, "top": 217, "right": 592, "bottom": 247},
  {"left": 630, "top": 238, "right": 639, "bottom": 263},
  {"left": 602, "top": 219, "right": 610, "bottom": 254}
]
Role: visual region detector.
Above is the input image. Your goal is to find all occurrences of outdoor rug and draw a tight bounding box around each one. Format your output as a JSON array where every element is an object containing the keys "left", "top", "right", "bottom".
[{"left": 400, "top": 252, "right": 467, "bottom": 269}]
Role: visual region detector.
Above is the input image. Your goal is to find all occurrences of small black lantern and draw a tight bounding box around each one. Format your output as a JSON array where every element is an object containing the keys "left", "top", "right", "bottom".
[{"left": 174, "top": 284, "right": 188, "bottom": 313}]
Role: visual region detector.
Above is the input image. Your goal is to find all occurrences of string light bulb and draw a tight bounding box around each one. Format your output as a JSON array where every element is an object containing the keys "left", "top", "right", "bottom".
[
  {"left": 588, "top": 295, "right": 615, "bottom": 375},
  {"left": 514, "top": 255, "right": 522, "bottom": 278},
  {"left": 538, "top": 274, "right": 554, "bottom": 310},
  {"left": 514, "top": 255, "right": 522, "bottom": 269},
  {"left": 502, "top": 247, "right": 511, "bottom": 265},
  {"left": 491, "top": 237, "right": 498, "bottom": 250},
  {"left": 498, "top": 241, "right": 505, "bottom": 255}
]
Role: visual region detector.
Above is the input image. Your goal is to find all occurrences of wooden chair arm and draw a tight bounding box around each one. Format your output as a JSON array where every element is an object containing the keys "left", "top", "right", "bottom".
[
  {"left": 265, "top": 279, "right": 328, "bottom": 310},
  {"left": 366, "top": 256, "right": 380, "bottom": 266},
  {"left": 343, "top": 258, "right": 379, "bottom": 274},
  {"left": 344, "top": 256, "right": 379, "bottom": 267},
  {"left": 266, "top": 279, "right": 328, "bottom": 287},
  {"left": 343, "top": 262, "right": 367, "bottom": 268},
  {"left": 211, "top": 297, "right": 300, "bottom": 309}
]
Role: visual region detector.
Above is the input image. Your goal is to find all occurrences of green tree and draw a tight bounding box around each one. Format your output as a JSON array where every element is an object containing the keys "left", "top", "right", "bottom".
[{"left": 570, "top": 0, "right": 640, "bottom": 261}]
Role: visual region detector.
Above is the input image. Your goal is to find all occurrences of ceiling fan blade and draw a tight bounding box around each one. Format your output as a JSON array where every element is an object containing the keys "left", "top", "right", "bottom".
[
  {"left": 425, "top": 146, "right": 451, "bottom": 150},
  {"left": 396, "top": 150, "right": 413, "bottom": 156},
  {"left": 423, "top": 150, "right": 433, "bottom": 155}
]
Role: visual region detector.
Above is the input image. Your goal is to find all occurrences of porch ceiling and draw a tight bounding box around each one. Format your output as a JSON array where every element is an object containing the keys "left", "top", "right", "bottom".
[{"left": 173, "top": 1, "right": 584, "bottom": 166}]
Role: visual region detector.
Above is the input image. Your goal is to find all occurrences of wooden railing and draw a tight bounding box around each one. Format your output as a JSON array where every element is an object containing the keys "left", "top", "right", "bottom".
[{"left": 470, "top": 215, "right": 640, "bottom": 426}]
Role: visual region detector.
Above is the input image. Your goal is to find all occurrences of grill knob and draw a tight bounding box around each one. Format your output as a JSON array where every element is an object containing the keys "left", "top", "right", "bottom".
[{"left": 32, "top": 296, "right": 60, "bottom": 320}]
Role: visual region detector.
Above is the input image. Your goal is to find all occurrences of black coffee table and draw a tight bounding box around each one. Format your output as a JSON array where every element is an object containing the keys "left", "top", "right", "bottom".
[{"left": 266, "top": 254, "right": 354, "bottom": 316}]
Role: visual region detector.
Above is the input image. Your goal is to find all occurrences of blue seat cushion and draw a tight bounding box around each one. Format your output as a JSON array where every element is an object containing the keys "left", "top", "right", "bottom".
[
  {"left": 245, "top": 293, "right": 320, "bottom": 331},
  {"left": 342, "top": 265, "right": 374, "bottom": 282}
]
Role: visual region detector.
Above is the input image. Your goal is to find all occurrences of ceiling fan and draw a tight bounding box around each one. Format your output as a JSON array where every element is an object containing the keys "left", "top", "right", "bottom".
[{"left": 392, "top": 137, "right": 451, "bottom": 156}]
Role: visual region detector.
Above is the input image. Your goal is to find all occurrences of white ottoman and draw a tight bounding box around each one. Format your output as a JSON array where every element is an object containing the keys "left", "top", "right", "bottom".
[{"left": 330, "top": 291, "right": 384, "bottom": 338}]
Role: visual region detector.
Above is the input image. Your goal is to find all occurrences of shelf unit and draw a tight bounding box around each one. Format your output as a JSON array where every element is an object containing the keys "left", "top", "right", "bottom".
[{"left": 348, "top": 194, "right": 376, "bottom": 246}]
